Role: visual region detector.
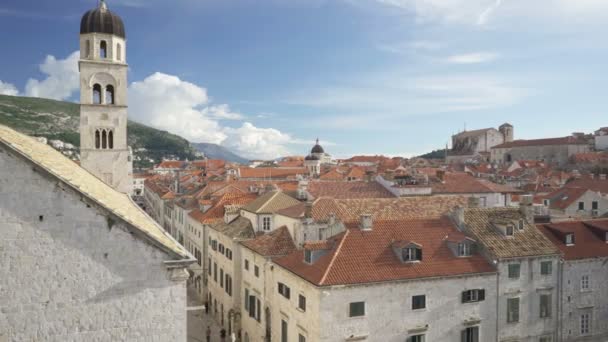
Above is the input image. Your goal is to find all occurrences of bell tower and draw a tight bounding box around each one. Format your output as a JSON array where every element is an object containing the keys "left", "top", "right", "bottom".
[{"left": 79, "top": 0, "right": 132, "bottom": 194}]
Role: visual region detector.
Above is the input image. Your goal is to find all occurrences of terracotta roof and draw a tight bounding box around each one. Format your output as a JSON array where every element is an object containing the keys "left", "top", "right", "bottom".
[
  {"left": 241, "top": 226, "right": 296, "bottom": 256},
  {"left": 238, "top": 167, "right": 307, "bottom": 179},
  {"left": 538, "top": 220, "right": 608, "bottom": 260},
  {"left": 0, "top": 124, "right": 191, "bottom": 260},
  {"left": 492, "top": 136, "right": 587, "bottom": 149},
  {"left": 319, "top": 168, "right": 345, "bottom": 181},
  {"left": 242, "top": 191, "right": 301, "bottom": 214},
  {"left": 346, "top": 166, "right": 366, "bottom": 179},
  {"left": 155, "top": 160, "right": 185, "bottom": 169},
  {"left": 307, "top": 181, "right": 395, "bottom": 199},
  {"left": 277, "top": 160, "right": 304, "bottom": 168},
  {"left": 540, "top": 187, "right": 590, "bottom": 210},
  {"left": 189, "top": 192, "right": 257, "bottom": 225},
  {"left": 463, "top": 208, "right": 560, "bottom": 259},
  {"left": 432, "top": 173, "right": 497, "bottom": 194},
  {"left": 273, "top": 218, "right": 495, "bottom": 286},
  {"left": 476, "top": 179, "right": 522, "bottom": 193},
  {"left": 564, "top": 177, "right": 608, "bottom": 195},
  {"left": 303, "top": 240, "right": 334, "bottom": 250}
]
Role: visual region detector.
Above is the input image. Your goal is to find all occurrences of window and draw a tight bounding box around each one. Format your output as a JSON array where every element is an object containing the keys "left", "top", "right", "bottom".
[
  {"left": 304, "top": 249, "right": 312, "bottom": 264},
  {"left": 412, "top": 295, "right": 426, "bottom": 310},
  {"left": 95, "top": 130, "right": 101, "bottom": 149},
  {"left": 220, "top": 269, "right": 224, "bottom": 288},
  {"left": 244, "top": 259, "right": 249, "bottom": 270},
  {"left": 100, "top": 40, "right": 107, "bottom": 58},
  {"left": 298, "top": 334, "right": 306, "bottom": 342},
  {"left": 565, "top": 233, "right": 575, "bottom": 245},
  {"left": 263, "top": 217, "right": 271, "bottom": 231},
  {"left": 108, "top": 130, "right": 113, "bottom": 149},
  {"left": 543, "top": 199, "right": 550, "bottom": 206},
  {"left": 116, "top": 43, "right": 122, "bottom": 61},
  {"left": 349, "top": 302, "right": 365, "bottom": 317},
  {"left": 458, "top": 243, "right": 471, "bottom": 257},
  {"left": 540, "top": 293, "right": 551, "bottom": 318},
  {"left": 281, "top": 320, "right": 288, "bottom": 342},
  {"left": 101, "top": 129, "right": 107, "bottom": 149},
  {"left": 578, "top": 201, "right": 585, "bottom": 210},
  {"left": 85, "top": 40, "right": 91, "bottom": 57},
  {"left": 540, "top": 261, "right": 552, "bottom": 275},
  {"left": 244, "top": 289, "right": 249, "bottom": 310},
  {"left": 278, "top": 282, "right": 291, "bottom": 299},
  {"left": 219, "top": 243, "right": 224, "bottom": 254},
  {"left": 508, "top": 263, "right": 521, "bottom": 279},
  {"left": 506, "top": 225, "right": 514, "bottom": 236},
  {"left": 105, "top": 85, "right": 115, "bottom": 105},
  {"left": 580, "top": 313, "right": 591, "bottom": 335},
  {"left": 539, "top": 336, "right": 552, "bottom": 342},
  {"left": 408, "top": 335, "right": 425, "bottom": 342},
  {"left": 207, "top": 258, "right": 211, "bottom": 275},
  {"left": 213, "top": 262, "right": 217, "bottom": 282},
  {"left": 298, "top": 294, "right": 306, "bottom": 311},
  {"left": 518, "top": 219, "right": 524, "bottom": 230},
  {"left": 462, "top": 289, "right": 485, "bottom": 303},
  {"left": 254, "top": 265, "right": 260, "bottom": 277},
  {"left": 402, "top": 247, "right": 422, "bottom": 262},
  {"left": 225, "top": 274, "right": 232, "bottom": 296},
  {"left": 592, "top": 201, "right": 599, "bottom": 210},
  {"left": 507, "top": 297, "right": 520, "bottom": 323},
  {"left": 461, "top": 326, "right": 479, "bottom": 342},
  {"left": 247, "top": 294, "right": 261, "bottom": 322},
  {"left": 93, "top": 84, "right": 102, "bottom": 104},
  {"left": 226, "top": 249, "right": 232, "bottom": 260},
  {"left": 581, "top": 275, "right": 590, "bottom": 291}
]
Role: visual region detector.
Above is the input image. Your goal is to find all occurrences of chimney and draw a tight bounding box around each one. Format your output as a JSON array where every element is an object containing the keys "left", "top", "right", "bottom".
[
  {"left": 328, "top": 212, "right": 336, "bottom": 225},
  {"left": 519, "top": 194, "right": 534, "bottom": 223},
  {"left": 451, "top": 205, "right": 465, "bottom": 229},
  {"left": 436, "top": 170, "right": 445, "bottom": 182},
  {"left": 600, "top": 174, "right": 607, "bottom": 180},
  {"left": 468, "top": 196, "right": 480, "bottom": 208},
  {"left": 359, "top": 214, "right": 373, "bottom": 231},
  {"left": 297, "top": 180, "right": 308, "bottom": 200}
]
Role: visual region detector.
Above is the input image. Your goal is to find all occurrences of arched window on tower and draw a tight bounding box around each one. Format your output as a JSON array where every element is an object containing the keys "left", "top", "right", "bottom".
[
  {"left": 105, "top": 85, "right": 115, "bottom": 105},
  {"left": 101, "top": 129, "right": 107, "bottom": 149},
  {"left": 100, "top": 41, "right": 107, "bottom": 59},
  {"left": 108, "top": 130, "right": 114, "bottom": 149},
  {"left": 95, "top": 130, "right": 101, "bottom": 149},
  {"left": 85, "top": 40, "right": 91, "bottom": 58},
  {"left": 93, "top": 84, "right": 102, "bottom": 104},
  {"left": 116, "top": 43, "right": 122, "bottom": 61}
]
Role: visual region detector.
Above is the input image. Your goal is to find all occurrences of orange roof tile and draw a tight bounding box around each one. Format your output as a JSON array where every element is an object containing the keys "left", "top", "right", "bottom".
[
  {"left": 241, "top": 226, "right": 296, "bottom": 257},
  {"left": 307, "top": 181, "right": 395, "bottom": 199},
  {"left": 538, "top": 220, "right": 608, "bottom": 260}
]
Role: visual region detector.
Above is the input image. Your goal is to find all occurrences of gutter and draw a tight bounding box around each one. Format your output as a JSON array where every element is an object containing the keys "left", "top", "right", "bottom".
[{"left": 165, "top": 258, "right": 197, "bottom": 269}]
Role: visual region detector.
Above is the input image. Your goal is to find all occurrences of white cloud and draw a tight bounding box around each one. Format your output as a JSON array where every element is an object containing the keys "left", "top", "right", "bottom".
[
  {"left": 25, "top": 51, "right": 80, "bottom": 100},
  {"left": 445, "top": 52, "right": 498, "bottom": 64},
  {"left": 128, "top": 72, "right": 291, "bottom": 159},
  {"left": 0, "top": 80, "right": 19, "bottom": 96}
]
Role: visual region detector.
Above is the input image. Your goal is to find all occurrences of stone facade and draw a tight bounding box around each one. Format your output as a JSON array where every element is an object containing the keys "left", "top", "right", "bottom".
[
  {"left": 491, "top": 141, "right": 590, "bottom": 165},
  {"left": 0, "top": 145, "right": 188, "bottom": 342},
  {"left": 79, "top": 30, "right": 133, "bottom": 193}
]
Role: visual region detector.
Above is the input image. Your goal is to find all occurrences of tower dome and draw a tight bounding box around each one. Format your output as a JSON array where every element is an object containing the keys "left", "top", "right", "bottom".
[
  {"left": 80, "top": 1, "right": 125, "bottom": 38},
  {"left": 311, "top": 138, "right": 324, "bottom": 154}
]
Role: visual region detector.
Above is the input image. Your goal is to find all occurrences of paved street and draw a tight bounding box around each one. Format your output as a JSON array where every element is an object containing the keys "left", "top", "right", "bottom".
[{"left": 187, "top": 286, "right": 224, "bottom": 342}]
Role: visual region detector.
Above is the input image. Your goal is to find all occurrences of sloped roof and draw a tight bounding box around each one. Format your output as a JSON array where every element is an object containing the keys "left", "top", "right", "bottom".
[
  {"left": 241, "top": 226, "right": 296, "bottom": 256},
  {"left": 463, "top": 207, "right": 559, "bottom": 259},
  {"left": 307, "top": 181, "right": 395, "bottom": 199},
  {"left": 538, "top": 219, "right": 608, "bottom": 260},
  {"left": 431, "top": 173, "right": 496, "bottom": 194},
  {"left": 540, "top": 187, "right": 590, "bottom": 210},
  {"left": 189, "top": 192, "right": 257, "bottom": 225},
  {"left": 238, "top": 167, "right": 307, "bottom": 179},
  {"left": 0, "top": 124, "right": 190, "bottom": 260},
  {"left": 564, "top": 177, "right": 608, "bottom": 195},
  {"left": 242, "top": 191, "right": 300, "bottom": 214},
  {"left": 453, "top": 128, "right": 496, "bottom": 138},
  {"left": 273, "top": 218, "right": 495, "bottom": 286},
  {"left": 210, "top": 216, "right": 256, "bottom": 240}
]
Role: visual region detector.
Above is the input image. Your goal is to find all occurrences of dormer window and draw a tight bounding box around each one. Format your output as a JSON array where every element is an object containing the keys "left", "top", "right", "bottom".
[
  {"left": 518, "top": 219, "right": 524, "bottom": 230},
  {"left": 402, "top": 246, "right": 422, "bottom": 262},
  {"left": 304, "top": 250, "right": 312, "bottom": 264},
  {"left": 565, "top": 233, "right": 575, "bottom": 246},
  {"left": 506, "top": 225, "right": 514, "bottom": 237},
  {"left": 458, "top": 243, "right": 471, "bottom": 257}
]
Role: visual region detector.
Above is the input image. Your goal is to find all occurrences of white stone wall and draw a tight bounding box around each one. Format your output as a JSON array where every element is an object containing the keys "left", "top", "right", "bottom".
[
  {"left": 240, "top": 247, "right": 270, "bottom": 342},
  {"left": 595, "top": 135, "right": 608, "bottom": 150},
  {"left": 207, "top": 228, "right": 240, "bottom": 330},
  {"left": 0, "top": 147, "right": 187, "bottom": 342},
  {"left": 562, "top": 191, "right": 608, "bottom": 218},
  {"left": 496, "top": 256, "right": 559, "bottom": 342},
  {"left": 560, "top": 258, "right": 608, "bottom": 341},
  {"left": 491, "top": 144, "right": 590, "bottom": 165}
]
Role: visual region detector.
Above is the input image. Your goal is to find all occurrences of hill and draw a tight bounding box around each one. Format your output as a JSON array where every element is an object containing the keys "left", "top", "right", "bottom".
[
  {"left": 0, "top": 94, "right": 198, "bottom": 168},
  {"left": 417, "top": 149, "right": 446, "bottom": 159},
  {"left": 191, "top": 142, "right": 248, "bottom": 164}
]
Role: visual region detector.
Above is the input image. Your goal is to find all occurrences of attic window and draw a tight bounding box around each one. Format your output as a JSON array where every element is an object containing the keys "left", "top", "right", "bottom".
[
  {"left": 304, "top": 250, "right": 312, "bottom": 264},
  {"left": 458, "top": 243, "right": 471, "bottom": 257},
  {"left": 402, "top": 247, "right": 422, "bottom": 262},
  {"left": 505, "top": 225, "right": 514, "bottom": 237},
  {"left": 518, "top": 219, "right": 524, "bottom": 230},
  {"left": 565, "top": 233, "right": 575, "bottom": 246}
]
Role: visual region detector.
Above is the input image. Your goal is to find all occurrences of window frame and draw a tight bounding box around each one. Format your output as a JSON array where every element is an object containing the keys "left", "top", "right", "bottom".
[
  {"left": 412, "top": 295, "right": 426, "bottom": 310},
  {"left": 508, "top": 263, "right": 521, "bottom": 279},
  {"left": 540, "top": 261, "right": 552, "bottom": 276},
  {"left": 348, "top": 301, "right": 365, "bottom": 317},
  {"left": 507, "top": 297, "right": 520, "bottom": 323},
  {"left": 539, "top": 293, "right": 551, "bottom": 318}
]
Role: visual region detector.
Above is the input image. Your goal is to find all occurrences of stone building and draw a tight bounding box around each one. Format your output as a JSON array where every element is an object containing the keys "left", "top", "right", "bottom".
[
  {"left": 79, "top": 0, "right": 133, "bottom": 194},
  {"left": 491, "top": 136, "right": 590, "bottom": 165},
  {"left": 447, "top": 123, "right": 513, "bottom": 164},
  {"left": 594, "top": 127, "right": 608, "bottom": 150},
  {"left": 0, "top": 124, "right": 194, "bottom": 341},
  {"left": 304, "top": 139, "right": 332, "bottom": 176},
  {"left": 540, "top": 187, "right": 608, "bottom": 220},
  {"left": 538, "top": 220, "right": 608, "bottom": 342}
]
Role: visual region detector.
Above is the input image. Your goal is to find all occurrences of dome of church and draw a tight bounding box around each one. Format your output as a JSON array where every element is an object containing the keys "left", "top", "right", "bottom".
[
  {"left": 305, "top": 154, "right": 320, "bottom": 161},
  {"left": 311, "top": 138, "right": 324, "bottom": 154},
  {"left": 80, "top": 1, "right": 126, "bottom": 38}
]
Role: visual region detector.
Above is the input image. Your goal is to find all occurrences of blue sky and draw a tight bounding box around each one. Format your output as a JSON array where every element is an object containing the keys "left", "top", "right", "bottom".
[{"left": 1, "top": 0, "right": 607, "bottom": 159}]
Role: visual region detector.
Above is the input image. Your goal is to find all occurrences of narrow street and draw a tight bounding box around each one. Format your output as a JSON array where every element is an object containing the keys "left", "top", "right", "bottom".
[{"left": 187, "top": 285, "right": 224, "bottom": 342}]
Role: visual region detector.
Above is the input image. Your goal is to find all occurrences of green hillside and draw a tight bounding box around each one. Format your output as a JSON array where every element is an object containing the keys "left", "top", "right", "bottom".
[{"left": 0, "top": 94, "right": 198, "bottom": 168}]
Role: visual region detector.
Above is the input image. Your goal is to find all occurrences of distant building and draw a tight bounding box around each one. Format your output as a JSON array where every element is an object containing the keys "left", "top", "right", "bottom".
[
  {"left": 491, "top": 135, "right": 590, "bottom": 165},
  {"left": 304, "top": 139, "right": 332, "bottom": 176},
  {"left": 594, "top": 127, "right": 608, "bottom": 150},
  {"left": 447, "top": 123, "right": 513, "bottom": 163}
]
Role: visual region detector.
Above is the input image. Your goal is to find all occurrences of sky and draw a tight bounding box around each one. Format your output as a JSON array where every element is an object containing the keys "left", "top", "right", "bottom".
[{"left": 1, "top": 0, "right": 607, "bottom": 159}]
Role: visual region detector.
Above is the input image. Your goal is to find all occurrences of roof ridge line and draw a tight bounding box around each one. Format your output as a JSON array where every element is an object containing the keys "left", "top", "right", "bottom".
[
  {"left": 258, "top": 191, "right": 279, "bottom": 213},
  {"left": 320, "top": 229, "right": 349, "bottom": 285}
]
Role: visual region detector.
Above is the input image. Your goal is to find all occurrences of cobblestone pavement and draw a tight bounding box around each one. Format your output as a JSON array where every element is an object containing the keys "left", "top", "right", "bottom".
[{"left": 187, "top": 286, "right": 225, "bottom": 342}]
